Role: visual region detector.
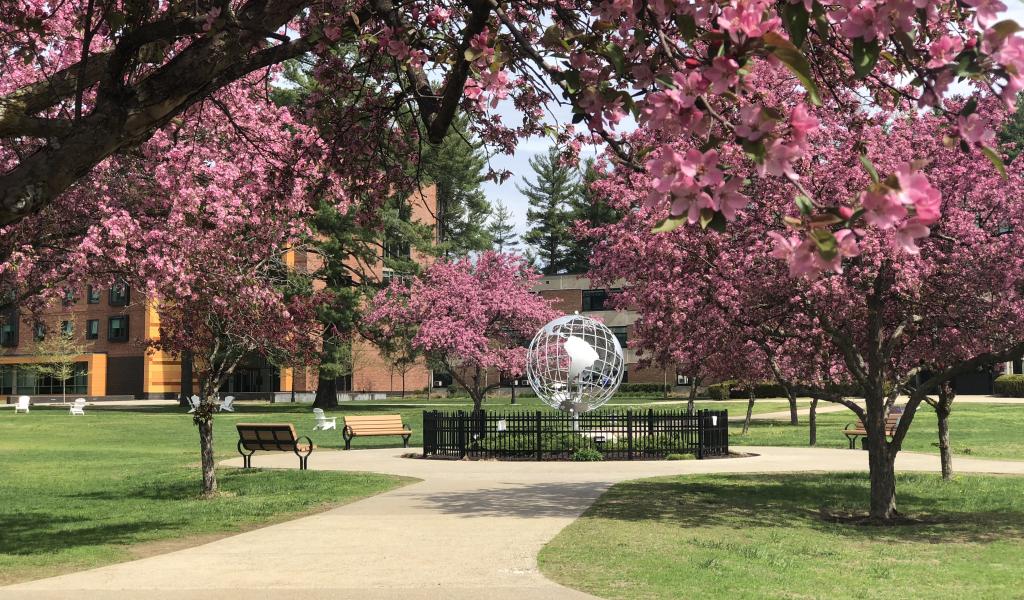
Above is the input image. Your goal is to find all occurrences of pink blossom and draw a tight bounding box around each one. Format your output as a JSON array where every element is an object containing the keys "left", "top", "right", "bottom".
[
  {"left": 705, "top": 57, "right": 739, "bottom": 94},
  {"left": 964, "top": 0, "right": 1007, "bottom": 27},
  {"left": 958, "top": 113, "right": 996, "bottom": 146},
  {"left": 860, "top": 187, "right": 908, "bottom": 229},
  {"left": 894, "top": 218, "right": 931, "bottom": 253},
  {"left": 895, "top": 164, "right": 942, "bottom": 225},
  {"left": 790, "top": 103, "right": 819, "bottom": 148},
  {"left": 926, "top": 36, "right": 964, "bottom": 69}
]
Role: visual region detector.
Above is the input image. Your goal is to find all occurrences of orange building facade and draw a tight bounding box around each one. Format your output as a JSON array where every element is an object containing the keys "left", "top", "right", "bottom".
[{"left": 1, "top": 187, "right": 440, "bottom": 401}]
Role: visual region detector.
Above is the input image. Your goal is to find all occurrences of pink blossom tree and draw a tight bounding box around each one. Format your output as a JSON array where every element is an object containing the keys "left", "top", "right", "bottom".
[
  {"left": 367, "top": 251, "right": 559, "bottom": 412},
  {"left": 34, "top": 80, "right": 331, "bottom": 496},
  {"left": 2, "top": 1, "right": 1024, "bottom": 278},
  {"left": 591, "top": 100, "right": 1024, "bottom": 522}
]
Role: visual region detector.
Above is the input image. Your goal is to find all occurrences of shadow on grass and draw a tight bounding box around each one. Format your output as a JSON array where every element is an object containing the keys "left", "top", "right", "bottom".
[
  {"left": 584, "top": 473, "right": 1024, "bottom": 545},
  {"left": 0, "top": 513, "right": 172, "bottom": 556}
]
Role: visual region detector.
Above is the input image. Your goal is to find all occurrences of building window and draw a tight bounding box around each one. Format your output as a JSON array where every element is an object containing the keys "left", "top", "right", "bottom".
[
  {"left": 60, "top": 320, "right": 73, "bottom": 336},
  {"left": 87, "top": 285, "right": 101, "bottom": 304},
  {"left": 610, "top": 325, "right": 628, "bottom": 349},
  {"left": 0, "top": 314, "right": 17, "bottom": 347},
  {"left": 109, "top": 282, "right": 130, "bottom": 306},
  {"left": 108, "top": 316, "right": 129, "bottom": 342},
  {"left": 3, "top": 363, "right": 88, "bottom": 395},
  {"left": 34, "top": 323, "right": 46, "bottom": 341},
  {"left": 62, "top": 288, "right": 76, "bottom": 306},
  {"left": 86, "top": 319, "right": 99, "bottom": 340},
  {"left": 582, "top": 288, "right": 621, "bottom": 311}
]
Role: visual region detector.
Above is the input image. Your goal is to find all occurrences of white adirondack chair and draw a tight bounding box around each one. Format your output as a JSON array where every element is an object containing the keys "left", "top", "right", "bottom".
[
  {"left": 312, "top": 408, "right": 337, "bottom": 431},
  {"left": 14, "top": 396, "right": 30, "bottom": 413},
  {"left": 219, "top": 396, "right": 236, "bottom": 412},
  {"left": 70, "top": 398, "right": 86, "bottom": 416},
  {"left": 187, "top": 395, "right": 201, "bottom": 413}
]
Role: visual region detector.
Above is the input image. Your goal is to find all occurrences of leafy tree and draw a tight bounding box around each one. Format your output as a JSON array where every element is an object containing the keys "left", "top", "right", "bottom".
[
  {"left": 487, "top": 199, "right": 520, "bottom": 254},
  {"left": 25, "top": 316, "right": 84, "bottom": 406},
  {"left": 998, "top": 93, "right": 1024, "bottom": 164},
  {"left": 367, "top": 252, "right": 558, "bottom": 412},
  {"left": 520, "top": 147, "right": 581, "bottom": 274},
  {"left": 422, "top": 115, "right": 493, "bottom": 257},
  {"left": 564, "top": 159, "right": 621, "bottom": 273}
]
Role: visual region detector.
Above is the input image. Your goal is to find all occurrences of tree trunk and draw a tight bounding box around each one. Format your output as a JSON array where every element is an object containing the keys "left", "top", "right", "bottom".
[
  {"left": 783, "top": 383, "right": 798, "bottom": 425},
  {"left": 401, "top": 371, "right": 406, "bottom": 398},
  {"left": 179, "top": 351, "right": 194, "bottom": 407},
  {"left": 866, "top": 436, "right": 898, "bottom": 521},
  {"left": 809, "top": 397, "right": 818, "bottom": 446},
  {"left": 742, "top": 388, "right": 755, "bottom": 434},
  {"left": 936, "top": 384, "right": 954, "bottom": 480},
  {"left": 686, "top": 379, "right": 698, "bottom": 415},
  {"left": 198, "top": 410, "right": 217, "bottom": 497},
  {"left": 313, "top": 375, "right": 339, "bottom": 409}
]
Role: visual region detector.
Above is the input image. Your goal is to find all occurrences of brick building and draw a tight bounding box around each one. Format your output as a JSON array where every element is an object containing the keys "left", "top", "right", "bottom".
[{"left": 1, "top": 187, "right": 439, "bottom": 401}]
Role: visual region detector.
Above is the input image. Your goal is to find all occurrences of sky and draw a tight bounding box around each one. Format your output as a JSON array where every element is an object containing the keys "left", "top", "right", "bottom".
[{"left": 485, "top": 2, "right": 1024, "bottom": 240}]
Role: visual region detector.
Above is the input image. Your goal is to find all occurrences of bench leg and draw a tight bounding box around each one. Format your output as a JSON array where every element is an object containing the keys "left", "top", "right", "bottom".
[
  {"left": 298, "top": 455, "right": 308, "bottom": 470},
  {"left": 403, "top": 435, "right": 410, "bottom": 448},
  {"left": 344, "top": 435, "right": 352, "bottom": 450},
  {"left": 848, "top": 437, "right": 856, "bottom": 450}
]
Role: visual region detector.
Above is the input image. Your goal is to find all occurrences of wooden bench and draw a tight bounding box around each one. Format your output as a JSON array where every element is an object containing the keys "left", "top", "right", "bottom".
[
  {"left": 843, "top": 413, "right": 901, "bottom": 449},
  {"left": 343, "top": 414, "right": 412, "bottom": 450},
  {"left": 236, "top": 423, "right": 313, "bottom": 469}
]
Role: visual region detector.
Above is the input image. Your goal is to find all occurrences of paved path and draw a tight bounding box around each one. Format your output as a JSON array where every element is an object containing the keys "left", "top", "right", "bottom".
[{"left": 4, "top": 446, "right": 1024, "bottom": 600}]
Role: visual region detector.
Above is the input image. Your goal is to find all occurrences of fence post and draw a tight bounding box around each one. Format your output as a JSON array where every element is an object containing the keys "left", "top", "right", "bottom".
[
  {"left": 697, "top": 409, "right": 705, "bottom": 459},
  {"left": 627, "top": 409, "right": 634, "bottom": 460},
  {"left": 723, "top": 409, "right": 729, "bottom": 455},
  {"left": 457, "top": 410, "right": 467, "bottom": 459},
  {"left": 647, "top": 408, "right": 654, "bottom": 436},
  {"left": 423, "top": 411, "right": 431, "bottom": 455},
  {"left": 535, "top": 411, "right": 542, "bottom": 461}
]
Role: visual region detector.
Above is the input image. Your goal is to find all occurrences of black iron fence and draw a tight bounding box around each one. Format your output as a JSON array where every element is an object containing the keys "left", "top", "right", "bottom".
[{"left": 422, "top": 409, "right": 729, "bottom": 460}]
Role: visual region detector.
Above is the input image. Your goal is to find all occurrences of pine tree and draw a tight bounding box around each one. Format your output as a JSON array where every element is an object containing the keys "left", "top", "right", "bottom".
[
  {"left": 422, "top": 114, "right": 493, "bottom": 257},
  {"left": 564, "top": 159, "right": 621, "bottom": 273},
  {"left": 998, "top": 92, "right": 1024, "bottom": 165},
  {"left": 520, "top": 147, "right": 580, "bottom": 274},
  {"left": 487, "top": 199, "right": 520, "bottom": 254}
]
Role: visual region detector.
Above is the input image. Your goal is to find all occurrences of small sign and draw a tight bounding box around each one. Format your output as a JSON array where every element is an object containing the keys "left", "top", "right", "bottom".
[{"left": 497, "top": 419, "right": 507, "bottom": 432}]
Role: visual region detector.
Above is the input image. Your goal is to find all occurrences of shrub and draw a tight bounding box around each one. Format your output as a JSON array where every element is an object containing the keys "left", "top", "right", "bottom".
[
  {"left": 666, "top": 453, "right": 696, "bottom": 461},
  {"left": 571, "top": 448, "right": 604, "bottom": 461},
  {"left": 707, "top": 381, "right": 735, "bottom": 400},
  {"left": 617, "top": 383, "right": 672, "bottom": 394},
  {"left": 995, "top": 374, "right": 1024, "bottom": 397}
]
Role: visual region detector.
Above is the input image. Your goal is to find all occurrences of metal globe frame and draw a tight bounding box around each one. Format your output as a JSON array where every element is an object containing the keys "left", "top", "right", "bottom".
[{"left": 525, "top": 314, "right": 624, "bottom": 413}]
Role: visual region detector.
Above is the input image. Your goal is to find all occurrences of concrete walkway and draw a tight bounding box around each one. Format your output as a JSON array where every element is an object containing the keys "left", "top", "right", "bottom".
[{"left": 5, "top": 446, "right": 1024, "bottom": 600}]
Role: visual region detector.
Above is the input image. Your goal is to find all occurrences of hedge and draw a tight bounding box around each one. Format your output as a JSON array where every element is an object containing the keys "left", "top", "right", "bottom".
[{"left": 994, "top": 374, "right": 1024, "bottom": 397}]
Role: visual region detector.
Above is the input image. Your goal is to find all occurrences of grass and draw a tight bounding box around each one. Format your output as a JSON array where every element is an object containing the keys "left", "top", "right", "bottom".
[
  {"left": 540, "top": 472, "right": 1024, "bottom": 600},
  {"left": 0, "top": 404, "right": 416, "bottom": 584},
  {"left": 735, "top": 403, "right": 1024, "bottom": 460}
]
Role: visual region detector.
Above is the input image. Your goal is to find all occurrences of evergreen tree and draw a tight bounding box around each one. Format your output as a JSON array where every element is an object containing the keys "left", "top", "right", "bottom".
[
  {"left": 564, "top": 159, "right": 621, "bottom": 273},
  {"left": 487, "top": 199, "right": 520, "bottom": 254},
  {"left": 998, "top": 92, "right": 1024, "bottom": 165},
  {"left": 520, "top": 147, "right": 580, "bottom": 274},
  {"left": 422, "top": 114, "right": 493, "bottom": 257}
]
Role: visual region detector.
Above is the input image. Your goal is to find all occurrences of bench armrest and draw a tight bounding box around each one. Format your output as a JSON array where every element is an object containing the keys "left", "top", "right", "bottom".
[
  {"left": 843, "top": 422, "right": 860, "bottom": 431},
  {"left": 294, "top": 435, "right": 314, "bottom": 457},
  {"left": 403, "top": 424, "right": 412, "bottom": 432}
]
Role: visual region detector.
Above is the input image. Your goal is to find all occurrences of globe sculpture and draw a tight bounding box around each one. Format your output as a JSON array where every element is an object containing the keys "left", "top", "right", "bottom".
[{"left": 526, "top": 314, "right": 624, "bottom": 413}]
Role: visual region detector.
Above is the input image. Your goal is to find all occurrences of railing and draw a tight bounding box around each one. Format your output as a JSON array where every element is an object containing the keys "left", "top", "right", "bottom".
[{"left": 423, "top": 409, "right": 729, "bottom": 460}]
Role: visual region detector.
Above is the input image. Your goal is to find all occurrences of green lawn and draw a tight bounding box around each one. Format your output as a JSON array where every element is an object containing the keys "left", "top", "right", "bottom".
[
  {"left": 540, "top": 472, "right": 1024, "bottom": 600},
  {"left": 0, "top": 404, "right": 416, "bottom": 584},
  {"left": 734, "top": 403, "right": 1024, "bottom": 460}
]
